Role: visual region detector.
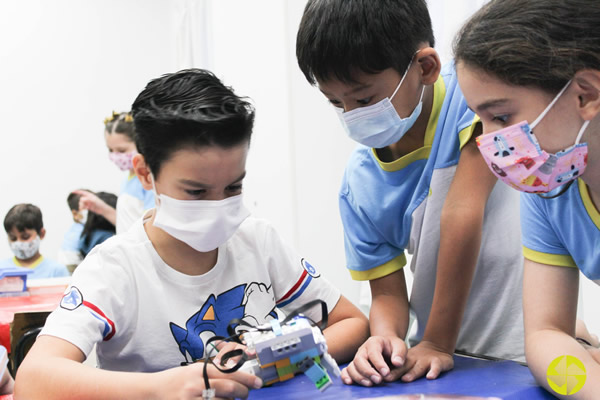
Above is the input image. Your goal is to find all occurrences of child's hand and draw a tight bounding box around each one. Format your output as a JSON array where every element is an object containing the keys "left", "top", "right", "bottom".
[
  {"left": 399, "top": 340, "right": 453, "bottom": 382},
  {"left": 153, "top": 362, "right": 262, "bottom": 400},
  {"left": 340, "top": 335, "right": 407, "bottom": 386},
  {"left": 74, "top": 190, "right": 112, "bottom": 216},
  {"left": 213, "top": 342, "right": 255, "bottom": 368}
]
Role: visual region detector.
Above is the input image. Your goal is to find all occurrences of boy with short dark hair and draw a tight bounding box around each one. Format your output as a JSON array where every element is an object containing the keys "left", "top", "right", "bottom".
[
  {"left": 2, "top": 203, "right": 69, "bottom": 279},
  {"left": 15, "top": 69, "right": 368, "bottom": 399},
  {"left": 296, "top": 0, "right": 524, "bottom": 385}
]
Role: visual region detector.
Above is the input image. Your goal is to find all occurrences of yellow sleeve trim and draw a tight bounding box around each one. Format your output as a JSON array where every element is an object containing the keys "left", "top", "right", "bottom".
[
  {"left": 349, "top": 253, "right": 407, "bottom": 281},
  {"left": 578, "top": 179, "right": 600, "bottom": 231},
  {"left": 459, "top": 115, "right": 481, "bottom": 150},
  {"left": 523, "top": 246, "right": 577, "bottom": 268}
]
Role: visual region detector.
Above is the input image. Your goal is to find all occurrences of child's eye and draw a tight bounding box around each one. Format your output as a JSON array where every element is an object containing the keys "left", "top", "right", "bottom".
[
  {"left": 227, "top": 184, "right": 243, "bottom": 193},
  {"left": 357, "top": 97, "right": 373, "bottom": 105},
  {"left": 492, "top": 115, "right": 510, "bottom": 124},
  {"left": 328, "top": 99, "right": 342, "bottom": 107},
  {"left": 185, "top": 189, "right": 206, "bottom": 196}
]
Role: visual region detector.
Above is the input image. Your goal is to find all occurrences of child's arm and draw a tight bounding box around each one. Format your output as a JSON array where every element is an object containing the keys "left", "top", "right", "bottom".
[
  {"left": 15, "top": 335, "right": 262, "bottom": 400},
  {"left": 74, "top": 190, "right": 117, "bottom": 226},
  {"left": 401, "top": 137, "right": 498, "bottom": 382},
  {"left": 323, "top": 294, "right": 369, "bottom": 364},
  {"left": 341, "top": 269, "right": 410, "bottom": 386},
  {"left": 524, "top": 258, "right": 600, "bottom": 398}
]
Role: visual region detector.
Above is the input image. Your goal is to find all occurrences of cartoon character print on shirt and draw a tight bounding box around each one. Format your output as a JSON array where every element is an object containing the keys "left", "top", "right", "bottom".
[{"left": 169, "top": 283, "right": 277, "bottom": 363}]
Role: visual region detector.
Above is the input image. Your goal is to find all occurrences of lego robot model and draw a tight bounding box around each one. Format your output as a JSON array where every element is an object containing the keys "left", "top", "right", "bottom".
[{"left": 238, "top": 315, "right": 341, "bottom": 391}]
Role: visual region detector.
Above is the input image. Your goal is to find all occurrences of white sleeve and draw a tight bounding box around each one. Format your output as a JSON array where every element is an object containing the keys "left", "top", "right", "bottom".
[
  {"left": 40, "top": 246, "right": 134, "bottom": 357},
  {"left": 260, "top": 222, "right": 341, "bottom": 323}
]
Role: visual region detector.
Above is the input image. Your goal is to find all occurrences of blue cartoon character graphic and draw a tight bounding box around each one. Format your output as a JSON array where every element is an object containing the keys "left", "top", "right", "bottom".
[
  {"left": 493, "top": 135, "right": 515, "bottom": 157},
  {"left": 170, "top": 283, "right": 277, "bottom": 363}
]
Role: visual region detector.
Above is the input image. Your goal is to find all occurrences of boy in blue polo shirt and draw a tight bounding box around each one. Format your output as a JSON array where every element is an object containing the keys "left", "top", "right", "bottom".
[
  {"left": 296, "top": 0, "right": 524, "bottom": 385},
  {"left": 2, "top": 204, "right": 69, "bottom": 280}
]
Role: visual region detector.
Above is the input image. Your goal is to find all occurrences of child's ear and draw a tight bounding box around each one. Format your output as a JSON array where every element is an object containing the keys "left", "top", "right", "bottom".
[
  {"left": 573, "top": 69, "right": 600, "bottom": 121},
  {"left": 133, "top": 154, "right": 154, "bottom": 191},
  {"left": 39, "top": 228, "right": 46, "bottom": 240},
  {"left": 416, "top": 47, "right": 441, "bottom": 86}
]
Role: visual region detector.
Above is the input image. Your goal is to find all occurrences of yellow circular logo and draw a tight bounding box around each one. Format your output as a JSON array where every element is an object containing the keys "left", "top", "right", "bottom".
[{"left": 546, "top": 355, "right": 586, "bottom": 395}]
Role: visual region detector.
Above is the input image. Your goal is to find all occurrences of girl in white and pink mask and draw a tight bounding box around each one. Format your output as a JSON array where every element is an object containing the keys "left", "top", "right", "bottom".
[
  {"left": 455, "top": 0, "right": 600, "bottom": 397},
  {"left": 76, "top": 112, "right": 155, "bottom": 234}
]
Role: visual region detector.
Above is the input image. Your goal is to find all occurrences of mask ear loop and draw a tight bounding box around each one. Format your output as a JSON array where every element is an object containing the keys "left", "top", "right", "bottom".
[
  {"left": 531, "top": 80, "right": 572, "bottom": 129},
  {"left": 149, "top": 172, "right": 161, "bottom": 206},
  {"left": 390, "top": 51, "right": 426, "bottom": 118}
]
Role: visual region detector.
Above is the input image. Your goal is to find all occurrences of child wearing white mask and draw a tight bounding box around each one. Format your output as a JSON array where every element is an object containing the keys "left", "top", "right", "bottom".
[
  {"left": 1, "top": 203, "right": 69, "bottom": 279},
  {"left": 74, "top": 111, "right": 155, "bottom": 235},
  {"left": 16, "top": 69, "right": 369, "bottom": 400},
  {"left": 296, "top": 0, "right": 524, "bottom": 386},
  {"left": 455, "top": 0, "right": 600, "bottom": 396}
]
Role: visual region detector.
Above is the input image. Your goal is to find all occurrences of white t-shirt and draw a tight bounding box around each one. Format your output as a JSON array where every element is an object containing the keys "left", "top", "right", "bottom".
[{"left": 41, "top": 215, "right": 340, "bottom": 372}]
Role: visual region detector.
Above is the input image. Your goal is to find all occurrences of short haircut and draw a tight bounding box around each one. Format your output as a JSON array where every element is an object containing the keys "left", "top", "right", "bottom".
[
  {"left": 454, "top": 0, "right": 600, "bottom": 95},
  {"left": 296, "top": 0, "right": 434, "bottom": 85},
  {"left": 131, "top": 69, "right": 255, "bottom": 178},
  {"left": 4, "top": 204, "right": 44, "bottom": 234}
]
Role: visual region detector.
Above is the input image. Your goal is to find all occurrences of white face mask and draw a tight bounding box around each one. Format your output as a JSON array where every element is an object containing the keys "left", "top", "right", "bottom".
[
  {"left": 336, "top": 54, "right": 424, "bottom": 148},
  {"left": 151, "top": 176, "right": 250, "bottom": 252},
  {"left": 10, "top": 236, "right": 41, "bottom": 260}
]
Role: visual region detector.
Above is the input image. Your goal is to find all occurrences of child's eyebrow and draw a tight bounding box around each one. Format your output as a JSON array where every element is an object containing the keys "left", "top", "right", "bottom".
[
  {"left": 228, "top": 171, "right": 246, "bottom": 185},
  {"left": 178, "top": 171, "right": 246, "bottom": 189},
  {"left": 319, "top": 83, "right": 372, "bottom": 97},
  {"left": 475, "top": 99, "right": 509, "bottom": 113}
]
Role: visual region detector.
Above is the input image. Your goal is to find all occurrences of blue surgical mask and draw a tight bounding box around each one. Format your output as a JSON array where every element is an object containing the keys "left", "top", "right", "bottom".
[{"left": 336, "top": 56, "right": 424, "bottom": 148}]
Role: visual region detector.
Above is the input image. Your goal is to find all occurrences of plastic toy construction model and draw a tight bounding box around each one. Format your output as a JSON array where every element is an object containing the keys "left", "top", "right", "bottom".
[
  {"left": 239, "top": 315, "right": 340, "bottom": 391},
  {"left": 198, "top": 300, "right": 340, "bottom": 399}
]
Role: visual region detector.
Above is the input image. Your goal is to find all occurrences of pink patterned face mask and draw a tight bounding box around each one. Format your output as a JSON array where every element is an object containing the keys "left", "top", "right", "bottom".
[
  {"left": 476, "top": 81, "right": 589, "bottom": 193},
  {"left": 109, "top": 151, "right": 136, "bottom": 171}
]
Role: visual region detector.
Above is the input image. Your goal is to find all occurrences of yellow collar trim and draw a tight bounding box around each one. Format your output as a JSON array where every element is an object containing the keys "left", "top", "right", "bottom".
[
  {"left": 373, "top": 76, "right": 446, "bottom": 172},
  {"left": 578, "top": 179, "right": 600, "bottom": 231},
  {"left": 13, "top": 255, "right": 44, "bottom": 269}
]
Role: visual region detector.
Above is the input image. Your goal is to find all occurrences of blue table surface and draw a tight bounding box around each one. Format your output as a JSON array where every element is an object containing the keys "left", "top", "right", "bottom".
[{"left": 247, "top": 355, "right": 557, "bottom": 399}]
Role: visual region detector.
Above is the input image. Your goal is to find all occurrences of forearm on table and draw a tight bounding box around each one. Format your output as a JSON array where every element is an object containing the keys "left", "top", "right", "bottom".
[
  {"left": 526, "top": 329, "right": 600, "bottom": 399},
  {"left": 369, "top": 292, "right": 410, "bottom": 339},
  {"left": 421, "top": 205, "right": 483, "bottom": 352},
  {"left": 324, "top": 315, "right": 370, "bottom": 363},
  {"left": 15, "top": 357, "right": 157, "bottom": 400}
]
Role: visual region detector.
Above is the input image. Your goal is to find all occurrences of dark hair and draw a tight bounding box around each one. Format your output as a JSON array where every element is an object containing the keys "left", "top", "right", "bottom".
[
  {"left": 67, "top": 192, "right": 80, "bottom": 211},
  {"left": 104, "top": 111, "right": 136, "bottom": 142},
  {"left": 454, "top": 0, "right": 600, "bottom": 95},
  {"left": 296, "top": 0, "right": 434, "bottom": 85},
  {"left": 4, "top": 204, "right": 43, "bottom": 234},
  {"left": 131, "top": 69, "right": 255, "bottom": 178},
  {"left": 67, "top": 189, "right": 91, "bottom": 211},
  {"left": 81, "top": 192, "right": 117, "bottom": 246}
]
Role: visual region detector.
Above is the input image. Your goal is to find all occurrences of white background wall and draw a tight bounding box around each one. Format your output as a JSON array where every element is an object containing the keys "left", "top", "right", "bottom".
[{"left": 1, "top": 0, "right": 598, "bottom": 334}]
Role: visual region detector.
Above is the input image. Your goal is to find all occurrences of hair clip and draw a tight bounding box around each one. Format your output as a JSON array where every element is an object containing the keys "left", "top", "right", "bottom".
[{"left": 124, "top": 114, "right": 133, "bottom": 123}]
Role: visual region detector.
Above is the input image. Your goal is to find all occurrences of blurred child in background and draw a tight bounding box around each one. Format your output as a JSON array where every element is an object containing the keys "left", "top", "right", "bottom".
[
  {"left": 1, "top": 204, "right": 69, "bottom": 279},
  {"left": 58, "top": 191, "right": 88, "bottom": 272},
  {"left": 77, "top": 112, "right": 154, "bottom": 234}
]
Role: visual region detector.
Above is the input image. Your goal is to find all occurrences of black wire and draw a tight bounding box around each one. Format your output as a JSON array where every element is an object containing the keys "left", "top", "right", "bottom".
[{"left": 186, "top": 299, "right": 329, "bottom": 395}]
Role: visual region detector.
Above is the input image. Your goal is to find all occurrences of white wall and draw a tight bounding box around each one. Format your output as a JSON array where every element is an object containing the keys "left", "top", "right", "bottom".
[{"left": 0, "top": 0, "right": 180, "bottom": 260}]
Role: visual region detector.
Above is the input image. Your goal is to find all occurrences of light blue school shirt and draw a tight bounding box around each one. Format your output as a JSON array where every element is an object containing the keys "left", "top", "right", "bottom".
[
  {"left": 338, "top": 61, "right": 525, "bottom": 361},
  {"left": 0, "top": 256, "right": 70, "bottom": 280},
  {"left": 521, "top": 179, "right": 600, "bottom": 281},
  {"left": 60, "top": 222, "right": 84, "bottom": 251}
]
